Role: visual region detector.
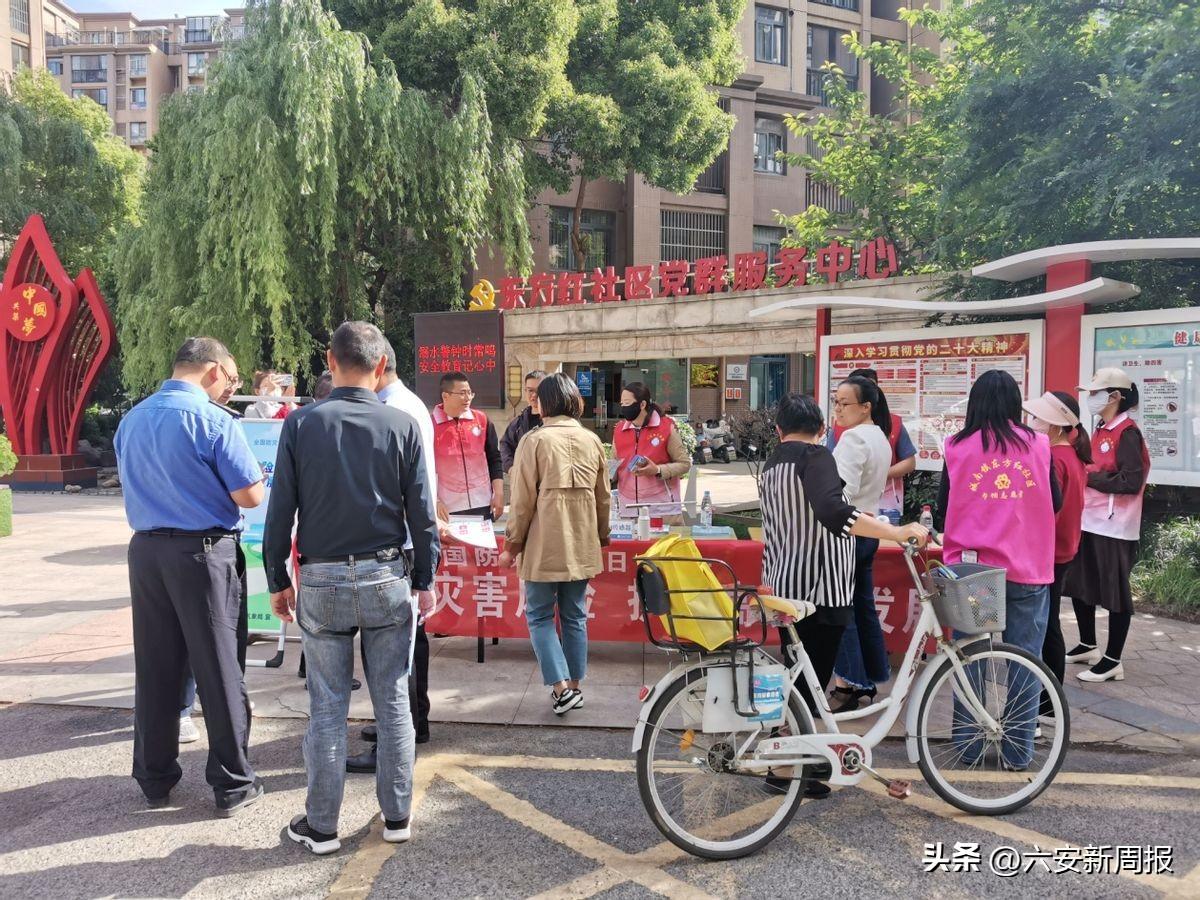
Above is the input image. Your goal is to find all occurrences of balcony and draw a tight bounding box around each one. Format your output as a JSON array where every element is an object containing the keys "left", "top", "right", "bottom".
[
  {"left": 53, "top": 29, "right": 167, "bottom": 49},
  {"left": 71, "top": 69, "right": 108, "bottom": 84},
  {"left": 805, "top": 177, "right": 856, "bottom": 214},
  {"left": 184, "top": 29, "right": 214, "bottom": 43},
  {"left": 693, "top": 152, "right": 727, "bottom": 194},
  {"left": 806, "top": 68, "right": 859, "bottom": 105},
  {"left": 811, "top": 0, "right": 860, "bottom": 10}
]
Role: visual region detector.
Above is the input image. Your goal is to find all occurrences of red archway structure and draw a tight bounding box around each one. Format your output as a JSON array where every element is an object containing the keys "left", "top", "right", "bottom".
[{"left": 0, "top": 215, "right": 117, "bottom": 490}]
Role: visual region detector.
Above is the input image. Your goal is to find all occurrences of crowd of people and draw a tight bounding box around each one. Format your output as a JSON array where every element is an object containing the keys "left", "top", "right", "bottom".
[{"left": 111, "top": 320, "right": 1150, "bottom": 852}]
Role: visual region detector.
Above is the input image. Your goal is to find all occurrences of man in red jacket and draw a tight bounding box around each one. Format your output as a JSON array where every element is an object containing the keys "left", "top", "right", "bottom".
[{"left": 432, "top": 373, "right": 504, "bottom": 521}]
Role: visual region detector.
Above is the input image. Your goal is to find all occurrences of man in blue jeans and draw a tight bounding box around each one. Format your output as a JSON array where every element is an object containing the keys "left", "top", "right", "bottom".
[{"left": 264, "top": 321, "right": 440, "bottom": 856}]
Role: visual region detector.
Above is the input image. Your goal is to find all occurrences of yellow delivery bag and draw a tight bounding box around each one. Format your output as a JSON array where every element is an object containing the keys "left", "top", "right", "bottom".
[{"left": 639, "top": 534, "right": 736, "bottom": 651}]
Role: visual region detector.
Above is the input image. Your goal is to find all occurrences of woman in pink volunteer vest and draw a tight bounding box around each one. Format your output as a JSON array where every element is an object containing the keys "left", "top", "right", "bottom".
[
  {"left": 935, "top": 369, "right": 1062, "bottom": 769},
  {"left": 613, "top": 382, "right": 691, "bottom": 520},
  {"left": 1065, "top": 368, "right": 1150, "bottom": 684}
]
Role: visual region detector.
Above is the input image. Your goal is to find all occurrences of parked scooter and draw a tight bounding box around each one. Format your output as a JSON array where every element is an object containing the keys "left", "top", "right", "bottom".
[{"left": 702, "top": 419, "right": 735, "bottom": 463}]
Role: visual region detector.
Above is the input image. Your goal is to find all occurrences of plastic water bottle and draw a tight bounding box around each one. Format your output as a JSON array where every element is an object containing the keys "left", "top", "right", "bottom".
[
  {"left": 699, "top": 491, "right": 713, "bottom": 528},
  {"left": 919, "top": 504, "right": 934, "bottom": 532},
  {"left": 636, "top": 506, "right": 652, "bottom": 540},
  {"left": 610, "top": 489, "right": 620, "bottom": 525}
]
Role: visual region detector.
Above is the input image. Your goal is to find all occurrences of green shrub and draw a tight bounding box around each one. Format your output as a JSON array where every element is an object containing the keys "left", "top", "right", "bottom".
[
  {"left": 0, "top": 434, "right": 16, "bottom": 478},
  {"left": 1132, "top": 517, "right": 1200, "bottom": 617}
]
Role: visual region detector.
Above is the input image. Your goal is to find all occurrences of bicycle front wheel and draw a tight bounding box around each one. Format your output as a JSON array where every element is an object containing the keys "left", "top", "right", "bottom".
[
  {"left": 635, "top": 663, "right": 813, "bottom": 860},
  {"left": 915, "top": 640, "right": 1069, "bottom": 815}
]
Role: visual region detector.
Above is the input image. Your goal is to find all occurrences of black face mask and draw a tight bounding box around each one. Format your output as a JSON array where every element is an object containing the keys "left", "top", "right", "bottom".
[{"left": 619, "top": 402, "right": 642, "bottom": 421}]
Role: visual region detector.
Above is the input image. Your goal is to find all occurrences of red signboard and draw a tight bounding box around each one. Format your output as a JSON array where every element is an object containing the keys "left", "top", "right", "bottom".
[
  {"left": 426, "top": 537, "right": 934, "bottom": 654},
  {"left": 493, "top": 236, "right": 899, "bottom": 309},
  {"left": 413, "top": 310, "right": 505, "bottom": 407}
]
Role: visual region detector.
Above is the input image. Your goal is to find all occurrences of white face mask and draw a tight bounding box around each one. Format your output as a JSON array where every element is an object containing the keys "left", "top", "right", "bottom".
[
  {"left": 1027, "top": 416, "right": 1051, "bottom": 434},
  {"left": 1086, "top": 391, "right": 1112, "bottom": 418}
]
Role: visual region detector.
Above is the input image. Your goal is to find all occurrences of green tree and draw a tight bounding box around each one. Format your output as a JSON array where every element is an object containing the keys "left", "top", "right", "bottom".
[
  {"left": 0, "top": 68, "right": 143, "bottom": 275},
  {"left": 116, "top": 0, "right": 534, "bottom": 393}
]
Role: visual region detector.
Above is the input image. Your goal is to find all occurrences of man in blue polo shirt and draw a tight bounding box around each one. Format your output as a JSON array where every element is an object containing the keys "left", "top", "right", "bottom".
[{"left": 114, "top": 336, "right": 266, "bottom": 817}]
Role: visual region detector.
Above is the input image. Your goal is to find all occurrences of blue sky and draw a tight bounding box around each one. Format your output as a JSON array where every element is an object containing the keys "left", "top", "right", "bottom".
[{"left": 68, "top": 0, "right": 229, "bottom": 20}]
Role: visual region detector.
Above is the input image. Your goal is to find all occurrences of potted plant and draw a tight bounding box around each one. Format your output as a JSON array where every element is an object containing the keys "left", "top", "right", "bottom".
[{"left": 0, "top": 434, "right": 16, "bottom": 538}]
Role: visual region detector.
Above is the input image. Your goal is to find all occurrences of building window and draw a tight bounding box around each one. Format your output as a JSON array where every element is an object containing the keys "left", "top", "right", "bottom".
[
  {"left": 811, "top": 0, "right": 859, "bottom": 11},
  {"left": 9, "top": 0, "right": 29, "bottom": 35},
  {"left": 807, "top": 26, "right": 859, "bottom": 104},
  {"left": 754, "top": 5, "right": 787, "bottom": 66},
  {"left": 187, "top": 52, "right": 206, "bottom": 75},
  {"left": 130, "top": 87, "right": 147, "bottom": 109},
  {"left": 752, "top": 225, "right": 786, "bottom": 267},
  {"left": 749, "top": 355, "right": 789, "bottom": 411},
  {"left": 47, "top": 57, "right": 63, "bottom": 76},
  {"left": 185, "top": 16, "right": 219, "bottom": 43},
  {"left": 10, "top": 41, "right": 30, "bottom": 71},
  {"left": 548, "top": 207, "right": 616, "bottom": 272},
  {"left": 71, "top": 87, "right": 108, "bottom": 109},
  {"left": 128, "top": 53, "right": 147, "bottom": 76},
  {"left": 660, "top": 210, "right": 727, "bottom": 263},
  {"left": 71, "top": 54, "right": 107, "bottom": 83},
  {"left": 753, "top": 118, "right": 786, "bottom": 175},
  {"left": 129, "top": 122, "right": 147, "bottom": 144}
]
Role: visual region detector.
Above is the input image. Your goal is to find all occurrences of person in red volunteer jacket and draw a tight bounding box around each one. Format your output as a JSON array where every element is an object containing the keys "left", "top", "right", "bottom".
[
  {"left": 613, "top": 382, "right": 691, "bottom": 520},
  {"left": 1022, "top": 390, "right": 1089, "bottom": 715},
  {"left": 1066, "top": 368, "right": 1150, "bottom": 684},
  {"left": 431, "top": 373, "right": 504, "bottom": 521}
]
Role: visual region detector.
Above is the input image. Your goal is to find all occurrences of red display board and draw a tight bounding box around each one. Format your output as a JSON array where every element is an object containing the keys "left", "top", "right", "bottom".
[{"left": 425, "top": 538, "right": 936, "bottom": 653}]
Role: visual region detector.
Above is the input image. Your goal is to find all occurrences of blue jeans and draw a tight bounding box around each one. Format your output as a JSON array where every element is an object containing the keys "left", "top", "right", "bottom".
[
  {"left": 180, "top": 675, "right": 196, "bottom": 717},
  {"left": 834, "top": 538, "right": 890, "bottom": 691},
  {"left": 952, "top": 581, "right": 1050, "bottom": 769},
  {"left": 298, "top": 559, "right": 417, "bottom": 834},
  {"left": 524, "top": 580, "right": 589, "bottom": 687}
]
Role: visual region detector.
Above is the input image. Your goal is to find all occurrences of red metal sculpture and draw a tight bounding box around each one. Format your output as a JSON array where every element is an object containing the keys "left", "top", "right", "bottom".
[{"left": 0, "top": 215, "right": 117, "bottom": 489}]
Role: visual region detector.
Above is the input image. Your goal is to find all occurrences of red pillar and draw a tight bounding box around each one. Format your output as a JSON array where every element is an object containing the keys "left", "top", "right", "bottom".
[
  {"left": 814, "top": 306, "right": 832, "bottom": 402},
  {"left": 1043, "top": 260, "right": 1091, "bottom": 394}
]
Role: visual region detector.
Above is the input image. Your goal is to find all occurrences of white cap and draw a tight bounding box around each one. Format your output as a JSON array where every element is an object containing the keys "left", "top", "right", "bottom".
[{"left": 1079, "top": 367, "right": 1133, "bottom": 392}]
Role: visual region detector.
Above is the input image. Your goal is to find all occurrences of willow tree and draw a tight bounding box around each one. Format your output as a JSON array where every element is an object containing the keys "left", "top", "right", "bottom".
[{"left": 116, "top": 0, "right": 533, "bottom": 392}]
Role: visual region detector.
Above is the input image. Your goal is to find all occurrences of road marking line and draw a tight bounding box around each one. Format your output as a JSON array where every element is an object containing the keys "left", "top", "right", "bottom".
[
  {"left": 877, "top": 768, "right": 1200, "bottom": 790},
  {"left": 441, "top": 765, "right": 716, "bottom": 900},
  {"left": 325, "top": 757, "right": 435, "bottom": 900}
]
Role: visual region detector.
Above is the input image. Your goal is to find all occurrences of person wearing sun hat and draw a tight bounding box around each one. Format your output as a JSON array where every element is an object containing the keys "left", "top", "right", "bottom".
[
  {"left": 1064, "top": 367, "right": 1150, "bottom": 684},
  {"left": 1022, "top": 390, "right": 1091, "bottom": 715}
]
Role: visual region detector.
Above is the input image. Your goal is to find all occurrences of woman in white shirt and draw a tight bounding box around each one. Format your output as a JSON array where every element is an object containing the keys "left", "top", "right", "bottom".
[{"left": 829, "top": 375, "right": 895, "bottom": 712}]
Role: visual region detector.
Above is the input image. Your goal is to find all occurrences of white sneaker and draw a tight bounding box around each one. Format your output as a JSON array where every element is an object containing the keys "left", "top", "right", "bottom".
[
  {"left": 382, "top": 813, "right": 411, "bottom": 843},
  {"left": 1078, "top": 658, "right": 1124, "bottom": 682},
  {"left": 179, "top": 716, "right": 200, "bottom": 743},
  {"left": 1065, "top": 644, "right": 1102, "bottom": 665}
]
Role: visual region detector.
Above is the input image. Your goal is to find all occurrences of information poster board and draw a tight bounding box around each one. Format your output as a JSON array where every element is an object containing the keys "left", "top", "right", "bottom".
[
  {"left": 820, "top": 321, "right": 1044, "bottom": 470},
  {"left": 239, "top": 418, "right": 285, "bottom": 634},
  {"left": 1082, "top": 307, "right": 1200, "bottom": 486},
  {"left": 413, "top": 310, "right": 505, "bottom": 407}
]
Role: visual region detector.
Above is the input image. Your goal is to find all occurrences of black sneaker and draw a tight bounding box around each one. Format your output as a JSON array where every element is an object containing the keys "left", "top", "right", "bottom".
[
  {"left": 288, "top": 815, "right": 341, "bottom": 855},
  {"left": 415, "top": 729, "right": 430, "bottom": 745},
  {"left": 551, "top": 688, "right": 583, "bottom": 715},
  {"left": 382, "top": 813, "right": 411, "bottom": 843},
  {"left": 145, "top": 793, "right": 171, "bottom": 810},
  {"left": 362, "top": 725, "right": 378, "bottom": 742},
  {"left": 215, "top": 780, "right": 264, "bottom": 818},
  {"left": 347, "top": 745, "right": 377, "bottom": 773}
]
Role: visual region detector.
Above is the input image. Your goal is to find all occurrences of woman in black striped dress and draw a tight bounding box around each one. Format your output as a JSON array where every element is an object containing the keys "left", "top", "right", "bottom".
[{"left": 760, "top": 394, "right": 927, "bottom": 716}]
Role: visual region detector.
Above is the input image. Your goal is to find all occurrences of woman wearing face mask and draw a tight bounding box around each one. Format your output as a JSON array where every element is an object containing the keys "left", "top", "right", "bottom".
[
  {"left": 1066, "top": 368, "right": 1150, "bottom": 683},
  {"left": 1022, "top": 391, "right": 1090, "bottom": 716},
  {"left": 246, "top": 370, "right": 295, "bottom": 419},
  {"left": 612, "top": 382, "right": 691, "bottom": 521},
  {"left": 827, "top": 376, "right": 895, "bottom": 712}
]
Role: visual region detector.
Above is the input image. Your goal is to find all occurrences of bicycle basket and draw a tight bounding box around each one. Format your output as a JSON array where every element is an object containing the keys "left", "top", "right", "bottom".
[
  {"left": 637, "top": 534, "right": 737, "bottom": 651},
  {"left": 926, "top": 563, "right": 1006, "bottom": 635}
]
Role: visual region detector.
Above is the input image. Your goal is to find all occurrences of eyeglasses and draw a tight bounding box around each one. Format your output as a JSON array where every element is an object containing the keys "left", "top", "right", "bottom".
[
  {"left": 524, "top": 387, "right": 539, "bottom": 397},
  {"left": 446, "top": 390, "right": 475, "bottom": 399},
  {"left": 832, "top": 399, "right": 863, "bottom": 410},
  {"left": 218, "top": 362, "right": 242, "bottom": 391}
]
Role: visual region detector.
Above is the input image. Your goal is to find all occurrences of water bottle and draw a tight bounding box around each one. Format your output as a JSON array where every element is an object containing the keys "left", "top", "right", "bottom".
[
  {"left": 610, "top": 489, "right": 620, "bottom": 525},
  {"left": 699, "top": 491, "right": 713, "bottom": 528},
  {"left": 919, "top": 504, "right": 934, "bottom": 533},
  {"left": 636, "top": 505, "right": 651, "bottom": 540}
]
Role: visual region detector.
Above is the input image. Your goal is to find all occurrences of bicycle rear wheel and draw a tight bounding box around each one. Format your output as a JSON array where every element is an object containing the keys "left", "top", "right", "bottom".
[
  {"left": 635, "top": 663, "right": 813, "bottom": 860},
  {"left": 915, "top": 641, "right": 1069, "bottom": 815}
]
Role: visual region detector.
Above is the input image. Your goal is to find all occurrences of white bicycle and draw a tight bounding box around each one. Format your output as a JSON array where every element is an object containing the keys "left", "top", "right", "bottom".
[{"left": 631, "top": 542, "right": 1070, "bottom": 860}]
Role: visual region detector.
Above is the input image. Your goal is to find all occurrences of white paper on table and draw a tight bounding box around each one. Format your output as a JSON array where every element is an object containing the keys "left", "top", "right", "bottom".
[{"left": 446, "top": 515, "right": 498, "bottom": 549}]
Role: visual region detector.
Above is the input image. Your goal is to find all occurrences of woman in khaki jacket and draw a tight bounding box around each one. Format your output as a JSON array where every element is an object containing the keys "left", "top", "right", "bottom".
[{"left": 498, "top": 373, "right": 610, "bottom": 715}]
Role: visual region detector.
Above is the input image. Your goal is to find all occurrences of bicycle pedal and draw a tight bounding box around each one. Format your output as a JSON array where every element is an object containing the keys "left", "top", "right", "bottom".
[{"left": 886, "top": 780, "right": 912, "bottom": 800}]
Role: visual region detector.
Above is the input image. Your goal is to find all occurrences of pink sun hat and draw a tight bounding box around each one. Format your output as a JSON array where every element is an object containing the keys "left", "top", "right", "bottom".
[{"left": 1022, "top": 391, "right": 1079, "bottom": 428}]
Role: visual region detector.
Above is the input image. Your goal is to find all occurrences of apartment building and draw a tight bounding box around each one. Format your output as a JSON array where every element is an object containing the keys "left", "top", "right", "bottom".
[{"left": 2, "top": 1, "right": 243, "bottom": 149}]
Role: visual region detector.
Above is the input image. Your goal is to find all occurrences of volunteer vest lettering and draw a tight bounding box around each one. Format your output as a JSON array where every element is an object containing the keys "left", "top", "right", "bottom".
[{"left": 943, "top": 430, "right": 1055, "bottom": 585}]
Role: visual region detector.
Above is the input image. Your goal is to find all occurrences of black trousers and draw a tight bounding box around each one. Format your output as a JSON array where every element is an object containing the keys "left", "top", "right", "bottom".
[
  {"left": 129, "top": 532, "right": 256, "bottom": 801},
  {"left": 779, "top": 618, "right": 846, "bottom": 716}
]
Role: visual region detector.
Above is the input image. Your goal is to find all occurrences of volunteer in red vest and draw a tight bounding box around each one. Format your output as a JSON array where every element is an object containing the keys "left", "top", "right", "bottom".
[
  {"left": 431, "top": 373, "right": 504, "bottom": 521},
  {"left": 613, "top": 382, "right": 691, "bottom": 521},
  {"left": 827, "top": 369, "right": 917, "bottom": 514},
  {"left": 935, "top": 369, "right": 1062, "bottom": 769},
  {"left": 1022, "top": 390, "right": 1089, "bottom": 717},
  {"left": 1066, "top": 368, "right": 1150, "bottom": 684}
]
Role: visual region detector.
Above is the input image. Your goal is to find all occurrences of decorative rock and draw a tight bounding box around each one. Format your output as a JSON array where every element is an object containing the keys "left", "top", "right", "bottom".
[
  {"left": 63, "top": 484, "right": 83, "bottom": 494},
  {"left": 99, "top": 476, "right": 121, "bottom": 489}
]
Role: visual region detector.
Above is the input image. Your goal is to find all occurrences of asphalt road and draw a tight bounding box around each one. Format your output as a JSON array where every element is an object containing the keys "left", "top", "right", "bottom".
[{"left": 0, "top": 703, "right": 1196, "bottom": 899}]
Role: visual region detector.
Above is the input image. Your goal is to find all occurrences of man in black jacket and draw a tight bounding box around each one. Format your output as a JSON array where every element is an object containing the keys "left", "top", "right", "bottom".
[{"left": 500, "top": 369, "right": 546, "bottom": 473}]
